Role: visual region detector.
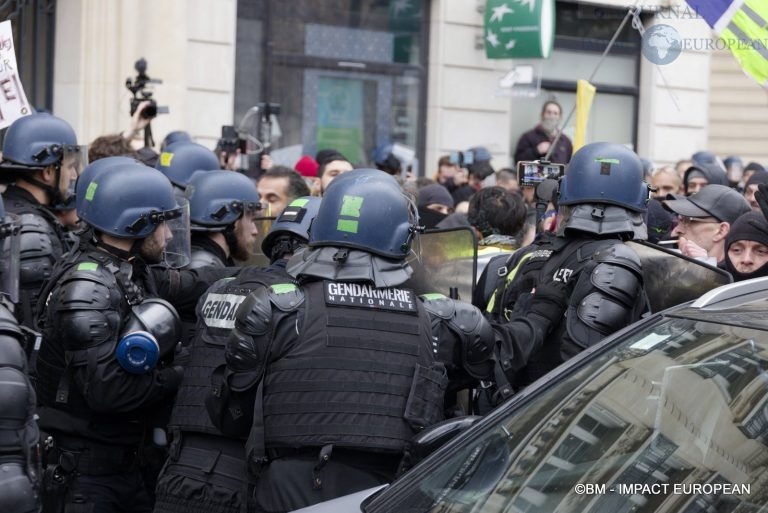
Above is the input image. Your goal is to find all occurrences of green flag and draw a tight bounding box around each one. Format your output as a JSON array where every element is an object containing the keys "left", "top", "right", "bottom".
[{"left": 484, "top": 0, "right": 555, "bottom": 59}]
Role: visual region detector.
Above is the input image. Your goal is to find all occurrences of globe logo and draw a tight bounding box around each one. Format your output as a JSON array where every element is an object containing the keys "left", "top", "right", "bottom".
[{"left": 642, "top": 24, "right": 682, "bottom": 65}]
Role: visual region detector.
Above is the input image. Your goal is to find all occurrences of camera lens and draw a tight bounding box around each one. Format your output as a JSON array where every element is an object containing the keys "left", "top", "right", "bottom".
[{"left": 141, "top": 102, "right": 157, "bottom": 119}]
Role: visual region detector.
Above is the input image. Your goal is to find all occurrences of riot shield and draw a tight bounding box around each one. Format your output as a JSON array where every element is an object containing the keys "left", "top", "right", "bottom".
[
  {"left": 238, "top": 216, "right": 276, "bottom": 267},
  {"left": 408, "top": 227, "right": 477, "bottom": 301},
  {"left": 626, "top": 240, "right": 733, "bottom": 313}
]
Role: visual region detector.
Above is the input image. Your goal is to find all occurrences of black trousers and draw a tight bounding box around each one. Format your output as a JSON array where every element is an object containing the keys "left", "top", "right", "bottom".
[
  {"left": 153, "top": 436, "right": 246, "bottom": 513},
  {"left": 62, "top": 472, "right": 152, "bottom": 513},
  {"left": 249, "top": 450, "right": 399, "bottom": 513}
]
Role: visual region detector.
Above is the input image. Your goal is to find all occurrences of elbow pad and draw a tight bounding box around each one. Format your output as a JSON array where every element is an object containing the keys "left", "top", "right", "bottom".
[{"left": 421, "top": 294, "right": 495, "bottom": 380}]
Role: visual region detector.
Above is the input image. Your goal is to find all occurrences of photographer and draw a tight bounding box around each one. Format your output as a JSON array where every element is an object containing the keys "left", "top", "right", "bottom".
[{"left": 122, "top": 100, "right": 154, "bottom": 150}]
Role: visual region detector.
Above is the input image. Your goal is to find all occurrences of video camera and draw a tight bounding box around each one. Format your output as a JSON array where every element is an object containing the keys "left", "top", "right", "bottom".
[
  {"left": 218, "top": 125, "right": 246, "bottom": 155},
  {"left": 125, "top": 58, "right": 169, "bottom": 120},
  {"left": 517, "top": 160, "right": 565, "bottom": 188}
]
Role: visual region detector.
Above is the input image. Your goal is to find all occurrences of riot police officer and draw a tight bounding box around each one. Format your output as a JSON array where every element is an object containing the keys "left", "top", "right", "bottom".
[
  {"left": 0, "top": 113, "right": 86, "bottom": 335},
  {"left": 209, "top": 170, "right": 452, "bottom": 512},
  {"left": 0, "top": 195, "right": 40, "bottom": 513},
  {"left": 34, "top": 162, "right": 231, "bottom": 513},
  {"left": 154, "top": 197, "right": 321, "bottom": 513},
  {"left": 480, "top": 142, "right": 650, "bottom": 393},
  {"left": 155, "top": 141, "right": 220, "bottom": 197},
  {"left": 185, "top": 170, "right": 262, "bottom": 269}
]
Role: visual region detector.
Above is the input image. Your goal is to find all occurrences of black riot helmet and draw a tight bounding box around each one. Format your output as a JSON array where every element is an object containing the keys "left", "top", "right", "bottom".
[
  {"left": 77, "top": 163, "right": 191, "bottom": 267},
  {"left": 0, "top": 113, "right": 87, "bottom": 205},
  {"left": 262, "top": 196, "right": 321, "bottom": 261},
  {"left": 557, "top": 142, "right": 651, "bottom": 238},
  {"left": 155, "top": 141, "right": 219, "bottom": 190},
  {"left": 309, "top": 169, "right": 419, "bottom": 259}
]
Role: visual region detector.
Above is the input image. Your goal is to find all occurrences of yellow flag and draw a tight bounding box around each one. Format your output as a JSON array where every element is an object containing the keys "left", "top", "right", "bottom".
[{"left": 573, "top": 79, "right": 596, "bottom": 153}]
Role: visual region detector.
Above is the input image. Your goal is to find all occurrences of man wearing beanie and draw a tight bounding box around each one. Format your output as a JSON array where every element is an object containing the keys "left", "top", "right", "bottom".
[
  {"left": 682, "top": 161, "right": 728, "bottom": 196},
  {"left": 417, "top": 183, "right": 454, "bottom": 228},
  {"left": 743, "top": 169, "right": 768, "bottom": 212},
  {"left": 663, "top": 184, "right": 751, "bottom": 264},
  {"left": 724, "top": 211, "right": 768, "bottom": 281}
]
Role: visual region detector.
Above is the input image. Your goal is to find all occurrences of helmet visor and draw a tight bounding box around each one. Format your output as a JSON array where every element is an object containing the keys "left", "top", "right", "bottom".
[
  {"left": 162, "top": 197, "right": 191, "bottom": 269},
  {"left": 0, "top": 214, "right": 21, "bottom": 303},
  {"left": 59, "top": 145, "right": 88, "bottom": 202},
  {"left": 247, "top": 216, "right": 275, "bottom": 266}
]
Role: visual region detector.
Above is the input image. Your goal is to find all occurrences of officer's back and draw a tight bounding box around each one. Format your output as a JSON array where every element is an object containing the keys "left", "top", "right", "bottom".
[
  {"left": 481, "top": 142, "right": 651, "bottom": 389},
  {"left": 208, "top": 170, "right": 447, "bottom": 512},
  {"left": 154, "top": 197, "right": 321, "bottom": 513}
]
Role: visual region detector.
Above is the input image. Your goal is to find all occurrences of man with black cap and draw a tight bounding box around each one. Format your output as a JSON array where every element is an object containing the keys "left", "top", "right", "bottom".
[{"left": 663, "top": 184, "right": 751, "bottom": 264}]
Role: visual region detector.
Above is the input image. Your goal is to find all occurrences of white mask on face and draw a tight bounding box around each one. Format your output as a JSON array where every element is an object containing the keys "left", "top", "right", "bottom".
[{"left": 541, "top": 118, "right": 559, "bottom": 133}]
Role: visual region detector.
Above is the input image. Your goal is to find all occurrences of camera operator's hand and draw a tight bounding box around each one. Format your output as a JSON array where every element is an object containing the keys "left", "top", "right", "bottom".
[
  {"left": 220, "top": 148, "right": 241, "bottom": 171},
  {"left": 260, "top": 154, "right": 274, "bottom": 171},
  {"left": 123, "top": 100, "right": 153, "bottom": 141}
]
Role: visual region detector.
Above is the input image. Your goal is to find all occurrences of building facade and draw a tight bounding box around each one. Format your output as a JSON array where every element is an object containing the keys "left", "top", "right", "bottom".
[{"left": 10, "top": 0, "right": 762, "bottom": 175}]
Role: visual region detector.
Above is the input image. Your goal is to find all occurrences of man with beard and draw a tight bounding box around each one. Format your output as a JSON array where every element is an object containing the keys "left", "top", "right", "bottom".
[
  {"left": 35, "top": 162, "right": 235, "bottom": 513},
  {"left": 514, "top": 100, "right": 573, "bottom": 165},
  {"left": 185, "top": 171, "right": 262, "bottom": 268},
  {"left": 0, "top": 113, "right": 86, "bottom": 335}
]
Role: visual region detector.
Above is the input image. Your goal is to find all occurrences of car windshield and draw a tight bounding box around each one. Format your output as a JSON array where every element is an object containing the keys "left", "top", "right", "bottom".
[{"left": 367, "top": 312, "right": 768, "bottom": 512}]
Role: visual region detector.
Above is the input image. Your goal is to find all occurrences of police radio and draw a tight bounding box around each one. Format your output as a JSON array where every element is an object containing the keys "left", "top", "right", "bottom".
[{"left": 517, "top": 160, "right": 565, "bottom": 188}]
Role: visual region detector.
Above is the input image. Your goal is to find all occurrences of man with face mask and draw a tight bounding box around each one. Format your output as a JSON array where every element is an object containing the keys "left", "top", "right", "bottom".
[
  {"left": 0, "top": 113, "right": 86, "bottom": 335},
  {"left": 34, "top": 162, "right": 237, "bottom": 513},
  {"left": 514, "top": 100, "right": 573, "bottom": 165}
]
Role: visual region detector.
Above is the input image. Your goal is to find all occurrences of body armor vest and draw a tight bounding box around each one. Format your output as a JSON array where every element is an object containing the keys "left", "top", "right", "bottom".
[
  {"left": 488, "top": 234, "right": 625, "bottom": 386},
  {"left": 3, "top": 189, "right": 68, "bottom": 329},
  {"left": 35, "top": 248, "right": 142, "bottom": 419},
  {"left": 259, "top": 280, "right": 445, "bottom": 454},
  {"left": 169, "top": 266, "right": 289, "bottom": 435},
  {"left": 0, "top": 302, "right": 36, "bottom": 459}
]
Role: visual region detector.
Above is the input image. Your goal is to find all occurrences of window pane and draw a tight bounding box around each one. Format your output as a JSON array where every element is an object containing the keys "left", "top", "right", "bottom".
[{"left": 371, "top": 315, "right": 768, "bottom": 512}]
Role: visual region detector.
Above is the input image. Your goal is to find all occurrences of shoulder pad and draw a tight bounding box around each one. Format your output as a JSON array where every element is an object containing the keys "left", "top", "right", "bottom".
[
  {"left": 18, "top": 213, "right": 58, "bottom": 258},
  {"left": 592, "top": 242, "right": 642, "bottom": 272},
  {"left": 55, "top": 263, "right": 120, "bottom": 311},
  {"left": 267, "top": 282, "right": 304, "bottom": 312},
  {"left": 188, "top": 249, "right": 224, "bottom": 269},
  {"left": 234, "top": 286, "right": 274, "bottom": 336},
  {"left": 420, "top": 293, "right": 454, "bottom": 320},
  {"left": 0, "top": 304, "right": 22, "bottom": 340}
]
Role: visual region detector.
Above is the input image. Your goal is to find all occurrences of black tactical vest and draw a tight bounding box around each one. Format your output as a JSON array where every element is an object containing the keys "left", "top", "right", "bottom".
[
  {"left": 487, "top": 234, "right": 623, "bottom": 385},
  {"left": 169, "top": 266, "right": 289, "bottom": 435},
  {"left": 259, "top": 280, "right": 446, "bottom": 454},
  {"left": 3, "top": 188, "right": 68, "bottom": 330},
  {"left": 35, "top": 249, "right": 140, "bottom": 418}
]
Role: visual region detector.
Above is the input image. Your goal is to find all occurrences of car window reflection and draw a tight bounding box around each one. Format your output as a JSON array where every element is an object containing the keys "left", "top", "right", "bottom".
[{"left": 371, "top": 316, "right": 768, "bottom": 512}]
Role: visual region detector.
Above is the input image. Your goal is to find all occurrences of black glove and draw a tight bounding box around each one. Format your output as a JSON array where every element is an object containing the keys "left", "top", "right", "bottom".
[
  {"left": 172, "top": 342, "right": 191, "bottom": 367},
  {"left": 528, "top": 280, "right": 570, "bottom": 322},
  {"left": 158, "top": 365, "right": 184, "bottom": 392}
]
